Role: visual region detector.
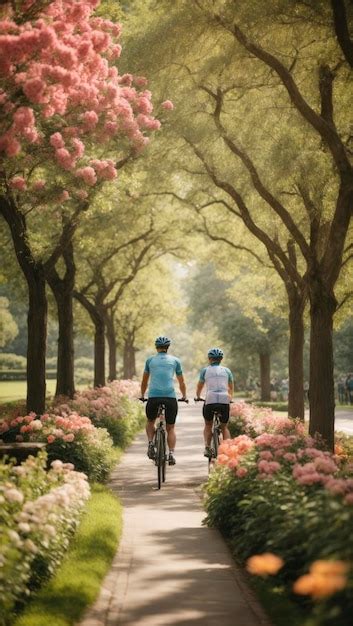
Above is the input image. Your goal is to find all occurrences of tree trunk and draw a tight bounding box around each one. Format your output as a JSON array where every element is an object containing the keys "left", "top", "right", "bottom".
[
  {"left": 106, "top": 315, "right": 117, "bottom": 381},
  {"left": 73, "top": 291, "right": 106, "bottom": 388},
  {"left": 0, "top": 196, "right": 47, "bottom": 414},
  {"left": 259, "top": 352, "right": 271, "bottom": 401},
  {"left": 27, "top": 275, "right": 47, "bottom": 414},
  {"left": 94, "top": 316, "right": 106, "bottom": 387},
  {"left": 287, "top": 293, "right": 305, "bottom": 420},
  {"left": 47, "top": 244, "right": 76, "bottom": 398},
  {"left": 308, "top": 288, "right": 336, "bottom": 451},
  {"left": 123, "top": 336, "right": 136, "bottom": 379},
  {"left": 54, "top": 289, "right": 75, "bottom": 398}
]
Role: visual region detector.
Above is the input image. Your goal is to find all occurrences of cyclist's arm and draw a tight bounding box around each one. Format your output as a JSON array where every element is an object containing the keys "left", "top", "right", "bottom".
[
  {"left": 177, "top": 374, "right": 186, "bottom": 398},
  {"left": 228, "top": 369, "right": 234, "bottom": 400},
  {"left": 195, "top": 380, "right": 204, "bottom": 399},
  {"left": 141, "top": 371, "right": 149, "bottom": 397}
]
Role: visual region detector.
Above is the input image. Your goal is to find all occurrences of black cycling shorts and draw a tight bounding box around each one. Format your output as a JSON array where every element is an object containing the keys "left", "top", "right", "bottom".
[
  {"left": 146, "top": 397, "right": 178, "bottom": 425},
  {"left": 203, "top": 403, "right": 230, "bottom": 423}
]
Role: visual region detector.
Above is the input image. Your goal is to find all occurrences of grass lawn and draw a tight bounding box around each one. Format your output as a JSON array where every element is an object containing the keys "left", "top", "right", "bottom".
[
  {"left": 13, "top": 483, "right": 122, "bottom": 626},
  {"left": 0, "top": 380, "right": 86, "bottom": 403}
]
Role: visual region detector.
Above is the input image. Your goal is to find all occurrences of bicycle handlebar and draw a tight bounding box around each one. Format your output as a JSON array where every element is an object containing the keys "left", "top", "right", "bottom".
[
  {"left": 139, "top": 397, "right": 189, "bottom": 403},
  {"left": 194, "top": 397, "right": 234, "bottom": 403}
]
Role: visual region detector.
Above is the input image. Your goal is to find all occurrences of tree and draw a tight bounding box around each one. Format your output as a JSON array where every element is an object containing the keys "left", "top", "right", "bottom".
[
  {"left": 0, "top": 0, "right": 162, "bottom": 411},
  {"left": 186, "top": 262, "right": 287, "bottom": 400},
  {"left": 122, "top": 0, "right": 353, "bottom": 448},
  {"left": 114, "top": 262, "right": 184, "bottom": 378}
]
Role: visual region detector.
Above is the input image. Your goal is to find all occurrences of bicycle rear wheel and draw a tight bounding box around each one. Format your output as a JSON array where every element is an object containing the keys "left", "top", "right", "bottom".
[
  {"left": 212, "top": 428, "right": 220, "bottom": 459},
  {"left": 156, "top": 430, "right": 166, "bottom": 489}
]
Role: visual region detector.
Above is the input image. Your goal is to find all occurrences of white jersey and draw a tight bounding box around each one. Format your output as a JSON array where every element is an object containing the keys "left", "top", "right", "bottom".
[{"left": 199, "top": 364, "right": 233, "bottom": 405}]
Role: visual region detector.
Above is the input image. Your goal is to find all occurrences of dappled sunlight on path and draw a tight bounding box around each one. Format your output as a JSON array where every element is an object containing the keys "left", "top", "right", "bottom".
[{"left": 80, "top": 405, "right": 271, "bottom": 626}]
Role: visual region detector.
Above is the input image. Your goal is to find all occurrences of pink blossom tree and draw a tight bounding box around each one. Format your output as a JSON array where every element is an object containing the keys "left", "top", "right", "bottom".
[{"left": 0, "top": 0, "right": 162, "bottom": 412}]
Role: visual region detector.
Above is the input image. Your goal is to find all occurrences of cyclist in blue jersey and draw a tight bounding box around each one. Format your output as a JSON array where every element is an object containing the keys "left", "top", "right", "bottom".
[
  {"left": 140, "top": 336, "right": 187, "bottom": 465},
  {"left": 195, "top": 347, "right": 234, "bottom": 458}
]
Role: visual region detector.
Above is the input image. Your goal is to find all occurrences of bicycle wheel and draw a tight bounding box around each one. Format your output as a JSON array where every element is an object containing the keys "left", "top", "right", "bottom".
[
  {"left": 161, "top": 432, "right": 166, "bottom": 484},
  {"left": 212, "top": 427, "right": 220, "bottom": 458},
  {"left": 156, "top": 429, "right": 166, "bottom": 489}
]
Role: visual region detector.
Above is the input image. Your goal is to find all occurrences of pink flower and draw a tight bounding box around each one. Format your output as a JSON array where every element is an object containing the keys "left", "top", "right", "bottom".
[
  {"left": 12, "top": 106, "right": 35, "bottom": 130},
  {"left": 236, "top": 467, "right": 248, "bottom": 478},
  {"left": 259, "top": 451, "right": 273, "bottom": 461},
  {"left": 63, "top": 433, "right": 74, "bottom": 442},
  {"left": 50, "top": 132, "right": 65, "bottom": 149},
  {"left": 57, "top": 189, "right": 70, "bottom": 202},
  {"left": 23, "top": 78, "right": 45, "bottom": 103},
  {"left": 32, "top": 179, "right": 45, "bottom": 190},
  {"left": 55, "top": 147, "right": 75, "bottom": 170},
  {"left": 81, "top": 110, "right": 99, "bottom": 129},
  {"left": 161, "top": 99, "right": 174, "bottom": 110},
  {"left": 47, "top": 435, "right": 55, "bottom": 444},
  {"left": 10, "top": 176, "right": 26, "bottom": 190},
  {"left": 5, "top": 137, "right": 21, "bottom": 156},
  {"left": 257, "top": 460, "right": 281, "bottom": 474},
  {"left": 76, "top": 166, "right": 97, "bottom": 186},
  {"left": 134, "top": 76, "right": 148, "bottom": 87},
  {"left": 283, "top": 452, "right": 297, "bottom": 463}
]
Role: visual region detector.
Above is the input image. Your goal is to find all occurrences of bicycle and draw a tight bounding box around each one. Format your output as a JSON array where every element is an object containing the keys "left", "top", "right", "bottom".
[
  {"left": 195, "top": 398, "right": 229, "bottom": 472},
  {"left": 141, "top": 397, "right": 188, "bottom": 490}
]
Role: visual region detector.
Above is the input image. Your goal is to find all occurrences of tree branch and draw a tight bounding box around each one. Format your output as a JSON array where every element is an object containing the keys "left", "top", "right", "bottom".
[
  {"left": 331, "top": 0, "right": 353, "bottom": 68},
  {"left": 214, "top": 16, "right": 352, "bottom": 177}
]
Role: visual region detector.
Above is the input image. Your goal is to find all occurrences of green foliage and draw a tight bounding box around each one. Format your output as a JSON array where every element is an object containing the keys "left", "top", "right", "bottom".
[
  {"left": 334, "top": 320, "right": 353, "bottom": 374},
  {"left": 0, "top": 298, "right": 18, "bottom": 348},
  {"left": 0, "top": 354, "right": 26, "bottom": 370}
]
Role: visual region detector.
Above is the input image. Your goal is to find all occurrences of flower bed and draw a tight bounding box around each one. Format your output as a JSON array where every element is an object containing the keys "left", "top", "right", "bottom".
[
  {"left": 204, "top": 409, "right": 353, "bottom": 625},
  {"left": 58, "top": 380, "right": 144, "bottom": 446},
  {"left": 0, "top": 452, "right": 90, "bottom": 623},
  {"left": 0, "top": 411, "right": 115, "bottom": 482}
]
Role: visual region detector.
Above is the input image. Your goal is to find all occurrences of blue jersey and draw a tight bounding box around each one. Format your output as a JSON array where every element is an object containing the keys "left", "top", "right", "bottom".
[{"left": 144, "top": 353, "right": 183, "bottom": 398}]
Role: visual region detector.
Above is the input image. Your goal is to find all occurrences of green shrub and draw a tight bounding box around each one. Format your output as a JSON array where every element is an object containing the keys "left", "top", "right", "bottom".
[
  {"left": 74, "top": 357, "right": 94, "bottom": 370},
  {"left": 0, "top": 354, "right": 26, "bottom": 370}
]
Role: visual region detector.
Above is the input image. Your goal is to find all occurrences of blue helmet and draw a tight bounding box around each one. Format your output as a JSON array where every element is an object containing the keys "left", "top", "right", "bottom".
[
  {"left": 155, "top": 335, "right": 171, "bottom": 347},
  {"left": 208, "top": 347, "right": 224, "bottom": 360}
]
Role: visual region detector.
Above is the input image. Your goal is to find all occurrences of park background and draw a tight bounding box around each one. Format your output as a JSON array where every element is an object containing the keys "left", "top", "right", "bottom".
[{"left": 1, "top": 1, "right": 353, "bottom": 626}]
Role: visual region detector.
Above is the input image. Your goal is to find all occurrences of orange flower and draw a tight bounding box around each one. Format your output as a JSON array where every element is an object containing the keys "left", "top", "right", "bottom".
[
  {"left": 293, "top": 560, "right": 349, "bottom": 599},
  {"left": 311, "top": 560, "right": 348, "bottom": 577},
  {"left": 246, "top": 553, "right": 284, "bottom": 576}
]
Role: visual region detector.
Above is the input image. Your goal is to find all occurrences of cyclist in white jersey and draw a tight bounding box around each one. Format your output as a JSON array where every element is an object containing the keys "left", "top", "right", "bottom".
[{"left": 195, "top": 347, "right": 234, "bottom": 458}]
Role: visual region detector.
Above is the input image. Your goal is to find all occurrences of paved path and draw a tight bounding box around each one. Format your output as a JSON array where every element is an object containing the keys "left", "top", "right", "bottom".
[
  {"left": 335, "top": 408, "right": 353, "bottom": 435},
  {"left": 80, "top": 404, "right": 271, "bottom": 626}
]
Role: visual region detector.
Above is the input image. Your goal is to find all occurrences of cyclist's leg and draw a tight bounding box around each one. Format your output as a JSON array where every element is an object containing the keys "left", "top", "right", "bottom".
[
  {"left": 203, "top": 403, "right": 213, "bottom": 446},
  {"left": 164, "top": 398, "right": 177, "bottom": 464},
  {"left": 145, "top": 399, "right": 158, "bottom": 455},
  {"left": 164, "top": 397, "right": 178, "bottom": 450},
  {"left": 219, "top": 404, "right": 231, "bottom": 440}
]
